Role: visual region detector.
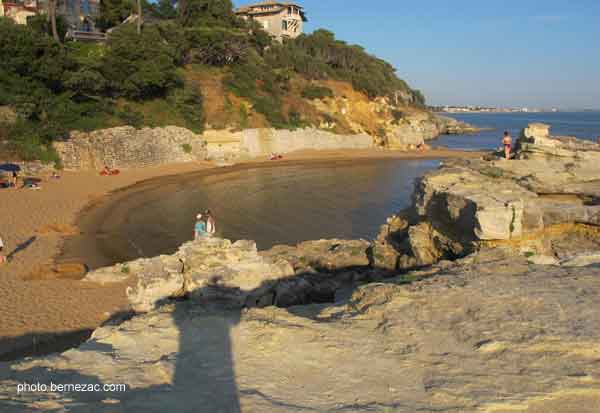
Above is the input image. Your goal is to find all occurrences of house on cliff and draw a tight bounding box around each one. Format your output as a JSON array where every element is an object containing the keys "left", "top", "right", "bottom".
[
  {"left": 0, "top": 0, "right": 39, "bottom": 24},
  {"left": 1, "top": 0, "right": 102, "bottom": 41},
  {"left": 235, "top": 1, "right": 307, "bottom": 41}
]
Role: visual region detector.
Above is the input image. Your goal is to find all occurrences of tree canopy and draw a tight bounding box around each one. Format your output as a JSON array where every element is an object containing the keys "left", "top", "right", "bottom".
[{"left": 0, "top": 1, "right": 425, "bottom": 163}]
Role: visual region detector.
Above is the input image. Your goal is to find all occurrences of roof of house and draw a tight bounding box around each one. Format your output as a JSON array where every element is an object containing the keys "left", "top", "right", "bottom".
[
  {"left": 235, "top": 1, "right": 307, "bottom": 21},
  {"left": 236, "top": 1, "right": 303, "bottom": 12}
]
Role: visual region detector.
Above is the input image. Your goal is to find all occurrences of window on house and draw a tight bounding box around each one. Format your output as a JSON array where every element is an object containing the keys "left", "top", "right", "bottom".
[{"left": 282, "top": 20, "right": 288, "bottom": 30}]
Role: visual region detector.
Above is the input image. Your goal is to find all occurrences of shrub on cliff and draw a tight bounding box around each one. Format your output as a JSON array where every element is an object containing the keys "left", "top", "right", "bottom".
[
  {"left": 185, "top": 27, "right": 249, "bottom": 66},
  {"left": 177, "top": 0, "right": 237, "bottom": 27},
  {"left": 301, "top": 85, "right": 333, "bottom": 100},
  {"left": 168, "top": 83, "right": 205, "bottom": 132},
  {"left": 102, "top": 25, "right": 182, "bottom": 99},
  {"left": 266, "top": 29, "right": 415, "bottom": 102}
]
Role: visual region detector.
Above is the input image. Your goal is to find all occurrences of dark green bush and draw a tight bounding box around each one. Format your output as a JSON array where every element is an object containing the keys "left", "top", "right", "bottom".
[
  {"left": 185, "top": 27, "right": 248, "bottom": 66},
  {"left": 117, "top": 105, "right": 144, "bottom": 128},
  {"left": 102, "top": 25, "right": 182, "bottom": 99},
  {"left": 168, "top": 83, "right": 204, "bottom": 132},
  {"left": 181, "top": 143, "right": 192, "bottom": 153},
  {"left": 266, "top": 29, "right": 417, "bottom": 101},
  {"left": 391, "top": 109, "right": 404, "bottom": 124},
  {"left": 301, "top": 85, "right": 333, "bottom": 100}
]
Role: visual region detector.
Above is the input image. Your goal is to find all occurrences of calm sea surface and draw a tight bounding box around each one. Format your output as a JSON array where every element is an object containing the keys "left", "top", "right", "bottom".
[
  {"left": 64, "top": 112, "right": 600, "bottom": 267},
  {"left": 66, "top": 160, "right": 440, "bottom": 268},
  {"left": 433, "top": 111, "right": 600, "bottom": 150}
]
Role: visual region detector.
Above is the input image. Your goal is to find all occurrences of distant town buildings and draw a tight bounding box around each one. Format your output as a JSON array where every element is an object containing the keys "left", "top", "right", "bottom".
[
  {"left": 235, "top": 1, "right": 307, "bottom": 41},
  {"left": 430, "top": 105, "right": 559, "bottom": 114}
]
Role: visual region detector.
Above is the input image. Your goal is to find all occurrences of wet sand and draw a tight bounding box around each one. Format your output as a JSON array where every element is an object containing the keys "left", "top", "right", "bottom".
[{"left": 0, "top": 148, "right": 483, "bottom": 359}]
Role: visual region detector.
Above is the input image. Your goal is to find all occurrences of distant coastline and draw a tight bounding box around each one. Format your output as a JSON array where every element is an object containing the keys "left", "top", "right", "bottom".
[
  {"left": 431, "top": 106, "right": 559, "bottom": 114},
  {"left": 431, "top": 106, "right": 600, "bottom": 114}
]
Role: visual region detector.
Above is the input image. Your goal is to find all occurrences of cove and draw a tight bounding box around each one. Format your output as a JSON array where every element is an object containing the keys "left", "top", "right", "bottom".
[{"left": 60, "top": 159, "right": 441, "bottom": 269}]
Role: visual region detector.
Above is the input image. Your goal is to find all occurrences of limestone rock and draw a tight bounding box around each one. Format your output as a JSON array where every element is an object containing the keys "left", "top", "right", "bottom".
[
  {"left": 180, "top": 239, "right": 294, "bottom": 308},
  {"left": 559, "top": 252, "right": 600, "bottom": 267},
  {"left": 3, "top": 255, "right": 600, "bottom": 412},
  {"left": 263, "top": 239, "right": 371, "bottom": 273},
  {"left": 54, "top": 126, "right": 208, "bottom": 170}
]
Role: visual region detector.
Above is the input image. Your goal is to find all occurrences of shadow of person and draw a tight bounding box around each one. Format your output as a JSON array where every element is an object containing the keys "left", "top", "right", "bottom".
[
  {"left": 6, "top": 236, "right": 36, "bottom": 262},
  {"left": 0, "top": 264, "right": 408, "bottom": 412},
  {"left": 168, "top": 300, "right": 242, "bottom": 413}
]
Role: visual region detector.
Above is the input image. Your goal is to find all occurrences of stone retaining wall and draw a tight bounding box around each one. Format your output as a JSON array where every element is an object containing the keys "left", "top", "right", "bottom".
[
  {"left": 204, "top": 127, "right": 373, "bottom": 160},
  {"left": 53, "top": 126, "right": 208, "bottom": 170}
]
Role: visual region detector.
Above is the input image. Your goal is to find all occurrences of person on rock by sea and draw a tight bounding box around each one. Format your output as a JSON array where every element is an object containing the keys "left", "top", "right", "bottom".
[{"left": 502, "top": 130, "right": 513, "bottom": 160}]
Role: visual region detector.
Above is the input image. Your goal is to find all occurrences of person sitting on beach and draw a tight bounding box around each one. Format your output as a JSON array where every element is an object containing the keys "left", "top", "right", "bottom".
[
  {"left": 204, "top": 209, "right": 216, "bottom": 237},
  {"left": 0, "top": 235, "right": 6, "bottom": 264},
  {"left": 502, "top": 131, "right": 513, "bottom": 160},
  {"left": 194, "top": 214, "right": 208, "bottom": 240},
  {"left": 10, "top": 171, "right": 18, "bottom": 188}
]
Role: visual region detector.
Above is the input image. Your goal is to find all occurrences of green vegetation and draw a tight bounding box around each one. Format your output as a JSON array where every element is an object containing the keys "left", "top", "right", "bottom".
[
  {"left": 0, "top": 1, "right": 424, "bottom": 162},
  {"left": 391, "top": 109, "right": 404, "bottom": 125},
  {"left": 301, "top": 85, "right": 333, "bottom": 100},
  {"left": 181, "top": 143, "right": 192, "bottom": 154}
]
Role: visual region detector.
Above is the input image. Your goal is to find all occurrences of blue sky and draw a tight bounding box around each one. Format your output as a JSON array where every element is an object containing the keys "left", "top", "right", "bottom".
[{"left": 233, "top": 0, "right": 600, "bottom": 109}]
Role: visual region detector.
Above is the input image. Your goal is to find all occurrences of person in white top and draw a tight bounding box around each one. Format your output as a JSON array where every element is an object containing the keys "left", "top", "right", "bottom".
[
  {"left": 0, "top": 235, "right": 5, "bottom": 264},
  {"left": 204, "top": 210, "right": 216, "bottom": 237}
]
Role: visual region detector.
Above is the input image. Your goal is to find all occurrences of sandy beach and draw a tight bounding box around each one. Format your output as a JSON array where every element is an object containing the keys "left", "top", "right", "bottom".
[{"left": 0, "top": 148, "right": 483, "bottom": 359}]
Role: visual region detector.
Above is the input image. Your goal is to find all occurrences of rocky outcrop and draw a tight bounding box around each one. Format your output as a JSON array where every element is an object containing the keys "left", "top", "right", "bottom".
[
  {"left": 3, "top": 246, "right": 600, "bottom": 412},
  {"left": 373, "top": 123, "right": 600, "bottom": 270},
  {"left": 81, "top": 237, "right": 374, "bottom": 312},
  {"left": 386, "top": 113, "right": 482, "bottom": 150},
  {"left": 436, "top": 114, "right": 484, "bottom": 135},
  {"left": 53, "top": 126, "right": 208, "bottom": 170}
]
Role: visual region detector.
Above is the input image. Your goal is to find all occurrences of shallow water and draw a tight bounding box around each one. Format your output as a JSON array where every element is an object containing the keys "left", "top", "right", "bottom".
[{"left": 63, "top": 159, "right": 440, "bottom": 268}]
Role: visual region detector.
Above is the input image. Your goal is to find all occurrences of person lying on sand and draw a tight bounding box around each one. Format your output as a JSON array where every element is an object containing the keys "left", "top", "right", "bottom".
[{"left": 100, "top": 165, "right": 120, "bottom": 176}]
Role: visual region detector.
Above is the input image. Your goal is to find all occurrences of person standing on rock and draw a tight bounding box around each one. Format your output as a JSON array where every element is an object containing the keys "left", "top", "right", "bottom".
[
  {"left": 195, "top": 214, "right": 208, "bottom": 240},
  {"left": 502, "top": 131, "right": 513, "bottom": 160},
  {"left": 204, "top": 209, "right": 216, "bottom": 237}
]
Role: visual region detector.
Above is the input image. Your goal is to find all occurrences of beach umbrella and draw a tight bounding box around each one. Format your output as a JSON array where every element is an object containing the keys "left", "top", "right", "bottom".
[{"left": 0, "top": 163, "right": 21, "bottom": 172}]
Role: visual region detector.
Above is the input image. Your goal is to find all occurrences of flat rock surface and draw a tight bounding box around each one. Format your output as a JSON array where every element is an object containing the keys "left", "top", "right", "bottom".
[{"left": 1, "top": 248, "right": 600, "bottom": 412}]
